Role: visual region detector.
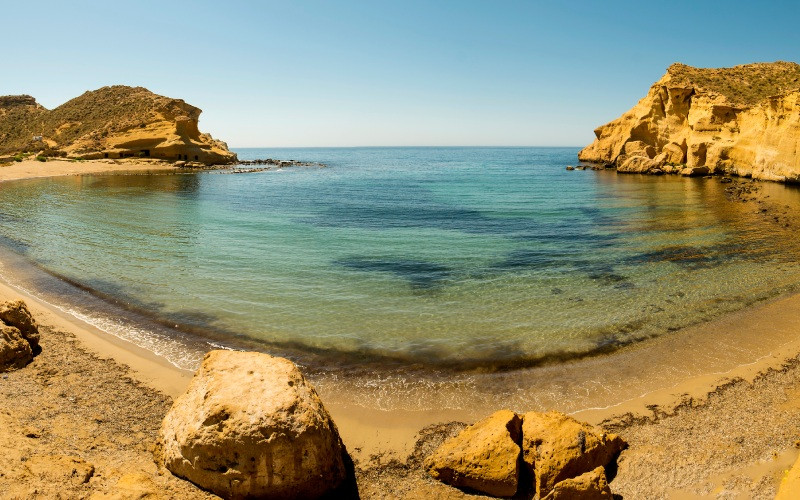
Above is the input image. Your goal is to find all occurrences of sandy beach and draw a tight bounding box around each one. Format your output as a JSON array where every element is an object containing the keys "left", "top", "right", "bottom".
[
  {"left": 2, "top": 161, "right": 800, "bottom": 498},
  {"left": 0, "top": 158, "right": 180, "bottom": 182}
]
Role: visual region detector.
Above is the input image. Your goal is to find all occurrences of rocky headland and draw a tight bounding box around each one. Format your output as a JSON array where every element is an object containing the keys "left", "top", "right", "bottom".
[
  {"left": 579, "top": 61, "right": 800, "bottom": 182},
  {"left": 0, "top": 86, "right": 237, "bottom": 165}
]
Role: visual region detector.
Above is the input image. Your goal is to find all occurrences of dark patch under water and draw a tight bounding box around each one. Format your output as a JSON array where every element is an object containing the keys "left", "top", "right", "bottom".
[
  {"left": 0, "top": 233, "right": 30, "bottom": 255},
  {"left": 305, "top": 180, "right": 619, "bottom": 248},
  {"left": 626, "top": 240, "right": 776, "bottom": 270},
  {"left": 334, "top": 258, "right": 452, "bottom": 289},
  {"left": 4, "top": 147, "right": 800, "bottom": 371}
]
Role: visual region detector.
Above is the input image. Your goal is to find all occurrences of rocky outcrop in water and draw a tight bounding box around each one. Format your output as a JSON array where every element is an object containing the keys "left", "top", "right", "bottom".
[
  {"left": 579, "top": 62, "right": 800, "bottom": 182},
  {"left": 425, "top": 409, "right": 625, "bottom": 498},
  {"left": 0, "top": 300, "right": 40, "bottom": 372},
  {"left": 237, "top": 158, "right": 326, "bottom": 168},
  {"left": 0, "top": 86, "right": 236, "bottom": 165},
  {"left": 155, "top": 350, "right": 350, "bottom": 499}
]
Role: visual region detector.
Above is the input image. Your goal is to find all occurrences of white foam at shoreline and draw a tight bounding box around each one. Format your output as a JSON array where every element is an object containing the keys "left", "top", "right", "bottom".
[
  {"left": 1, "top": 255, "right": 799, "bottom": 417},
  {"left": 0, "top": 264, "right": 207, "bottom": 371}
]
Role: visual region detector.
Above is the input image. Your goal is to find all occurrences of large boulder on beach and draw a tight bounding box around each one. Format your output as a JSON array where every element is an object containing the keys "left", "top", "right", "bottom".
[
  {"left": 425, "top": 409, "right": 522, "bottom": 497},
  {"left": 521, "top": 411, "right": 625, "bottom": 498},
  {"left": 155, "top": 350, "right": 349, "bottom": 500},
  {"left": 0, "top": 300, "right": 40, "bottom": 372}
]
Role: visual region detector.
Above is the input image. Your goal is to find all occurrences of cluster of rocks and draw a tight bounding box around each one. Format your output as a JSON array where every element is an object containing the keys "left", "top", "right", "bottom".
[
  {"left": 237, "top": 158, "right": 327, "bottom": 168},
  {"left": 573, "top": 140, "right": 718, "bottom": 178},
  {"left": 0, "top": 300, "right": 628, "bottom": 499},
  {"left": 425, "top": 409, "right": 625, "bottom": 498},
  {"left": 723, "top": 180, "right": 760, "bottom": 202},
  {"left": 0, "top": 300, "right": 40, "bottom": 372},
  {"left": 153, "top": 350, "right": 625, "bottom": 499},
  {"left": 566, "top": 165, "right": 606, "bottom": 171},
  {"left": 222, "top": 167, "right": 273, "bottom": 174},
  {"left": 611, "top": 140, "right": 699, "bottom": 176},
  {"left": 174, "top": 160, "right": 209, "bottom": 169},
  {"left": 568, "top": 145, "right": 744, "bottom": 179},
  {"left": 172, "top": 158, "right": 327, "bottom": 173}
]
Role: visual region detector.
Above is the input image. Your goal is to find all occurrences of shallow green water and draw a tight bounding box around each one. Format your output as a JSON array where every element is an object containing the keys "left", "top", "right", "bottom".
[{"left": 1, "top": 147, "right": 800, "bottom": 371}]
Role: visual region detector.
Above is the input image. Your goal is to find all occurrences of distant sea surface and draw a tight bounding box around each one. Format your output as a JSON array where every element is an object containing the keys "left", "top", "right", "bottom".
[{"left": 3, "top": 147, "right": 800, "bottom": 375}]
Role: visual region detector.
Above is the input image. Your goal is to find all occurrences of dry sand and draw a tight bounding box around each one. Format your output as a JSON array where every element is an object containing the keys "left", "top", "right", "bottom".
[
  {"left": 2, "top": 163, "right": 800, "bottom": 498},
  {"left": 0, "top": 318, "right": 215, "bottom": 499},
  {"left": 0, "top": 158, "right": 178, "bottom": 182}
]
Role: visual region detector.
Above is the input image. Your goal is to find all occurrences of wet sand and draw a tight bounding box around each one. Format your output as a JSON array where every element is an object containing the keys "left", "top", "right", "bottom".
[{"left": 2, "top": 163, "right": 800, "bottom": 497}]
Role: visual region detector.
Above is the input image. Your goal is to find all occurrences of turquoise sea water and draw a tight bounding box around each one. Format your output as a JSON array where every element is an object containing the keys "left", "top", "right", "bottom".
[{"left": 2, "top": 147, "right": 800, "bottom": 377}]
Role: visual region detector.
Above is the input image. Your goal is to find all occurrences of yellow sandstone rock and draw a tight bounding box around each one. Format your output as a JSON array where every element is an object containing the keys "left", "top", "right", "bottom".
[
  {"left": 776, "top": 453, "right": 800, "bottom": 499},
  {"left": 521, "top": 411, "right": 625, "bottom": 499},
  {"left": 0, "top": 87, "right": 236, "bottom": 165},
  {"left": 579, "top": 62, "right": 800, "bottom": 182},
  {"left": 0, "top": 300, "right": 40, "bottom": 372},
  {"left": 0, "top": 325, "right": 34, "bottom": 371},
  {"left": 155, "top": 350, "right": 349, "bottom": 500},
  {"left": 545, "top": 466, "right": 613, "bottom": 499},
  {"left": 425, "top": 409, "right": 523, "bottom": 497},
  {"left": 0, "top": 300, "right": 39, "bottom": 342}
]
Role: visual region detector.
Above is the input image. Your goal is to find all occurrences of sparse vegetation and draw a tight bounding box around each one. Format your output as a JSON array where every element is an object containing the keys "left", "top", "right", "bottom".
[
  {"left": 668, "top": 61, "right": 800, "bottom": 106},
  {"left": 41, "top": 148, "right": 66, "bottom": 158},
  {"left": 35, "top": 155, "right": 46, "bottom": 162},
  {"left": 0, "top": 86, "right": 198, "bottom": 156}
]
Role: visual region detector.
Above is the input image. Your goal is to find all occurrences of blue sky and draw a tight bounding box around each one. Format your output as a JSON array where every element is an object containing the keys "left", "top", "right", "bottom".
[{"left": 5, "top": 1, "right": 799, "bottom": 147}]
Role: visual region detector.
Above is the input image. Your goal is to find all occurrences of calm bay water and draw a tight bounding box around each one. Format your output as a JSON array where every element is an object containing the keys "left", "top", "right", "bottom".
[{"left": 2, "top": 147, "right": 800, "bottom": 375}]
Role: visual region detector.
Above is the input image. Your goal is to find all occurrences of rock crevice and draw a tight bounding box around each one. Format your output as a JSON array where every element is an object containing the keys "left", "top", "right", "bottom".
[{"left": 426, "top": 409, "right": 625, "bottom": 498}]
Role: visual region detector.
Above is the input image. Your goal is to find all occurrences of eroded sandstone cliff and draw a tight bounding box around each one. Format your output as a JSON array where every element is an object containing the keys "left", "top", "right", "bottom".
[
  {"left": 579, "top": 62, "right": 800, "bottom": 181},
  {"left": 0, "top": 86, "right": 236, "bottom": 165}
]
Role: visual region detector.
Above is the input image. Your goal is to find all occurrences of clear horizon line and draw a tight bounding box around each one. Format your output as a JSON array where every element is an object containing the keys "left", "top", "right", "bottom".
[{"left": 228, "top": 145, "right": 584, "bottom": 149}]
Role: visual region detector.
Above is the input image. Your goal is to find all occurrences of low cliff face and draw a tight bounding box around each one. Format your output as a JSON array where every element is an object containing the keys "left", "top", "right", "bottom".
[
  {"left": 0, "top": 86, "right": 236, "bottom": 165},
  {"left": 579, "top": 62, "right": 800, "bottom": 181}
]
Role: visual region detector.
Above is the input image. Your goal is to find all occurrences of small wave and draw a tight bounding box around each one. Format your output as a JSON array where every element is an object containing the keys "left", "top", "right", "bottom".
[{"left": 0, "top": 263, "right": 208, "bottom": 371}]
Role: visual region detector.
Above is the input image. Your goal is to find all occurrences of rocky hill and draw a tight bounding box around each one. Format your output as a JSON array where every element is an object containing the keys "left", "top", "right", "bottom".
[
  {"left": 0, "top": 86, "right": 236, "bottom": 165},
  {"left": 579, "top": 61, "right": 800, "bottom": 182}
]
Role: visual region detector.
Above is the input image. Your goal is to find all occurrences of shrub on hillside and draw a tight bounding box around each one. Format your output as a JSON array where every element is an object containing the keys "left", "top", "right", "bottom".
[{"left": 41, "top": 148, "right": 66, "bottom": 158}]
